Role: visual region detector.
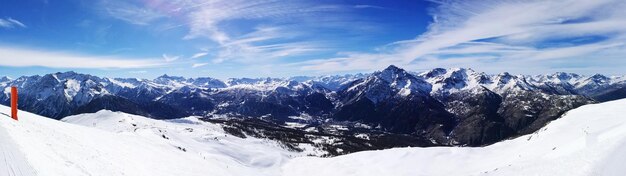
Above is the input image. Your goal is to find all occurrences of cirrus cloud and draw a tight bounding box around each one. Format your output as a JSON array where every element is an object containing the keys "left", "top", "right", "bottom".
[
  {"left": 0, "top": 18, "right": 26, "bottom": 28},
  {"left": 99, "top": 0, "right": 370, "bottom": 65},
  {"left": 293, "top": 0, "right": 626, "bottom": 75}
]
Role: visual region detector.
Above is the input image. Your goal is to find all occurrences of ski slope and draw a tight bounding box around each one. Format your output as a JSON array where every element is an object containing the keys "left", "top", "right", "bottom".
[{"left": 1, "top": 99, "right": 626, "bottom": 176}]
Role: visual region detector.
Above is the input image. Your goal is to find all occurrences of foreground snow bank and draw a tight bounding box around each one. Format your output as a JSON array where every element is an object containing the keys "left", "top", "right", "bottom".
[
  {"left": 282, "top": 99, "right": 626, "bottom": 176},
  {"left": 0, "top": 106, "right": 295, "bottom": 176}
]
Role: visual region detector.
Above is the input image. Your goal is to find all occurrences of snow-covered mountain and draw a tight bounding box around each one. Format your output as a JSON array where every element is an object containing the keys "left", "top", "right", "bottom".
[
  {"left": 419, "top": 68, "right": 626, "bottom": 98},
  {"left": 331, "top": 66, "right": 454, "bottom": 144},
  {"left": 2, "top": 97, "right": 626, "bottom": 175},
  {"left": 291, "top": 73, "right": 368, "bottom": 91},
  {"left": 0, "top": 66, "right": 624, "bottom": 151},
  {"left": 344, "top": 65, "right": 432, "bottom": 101}
]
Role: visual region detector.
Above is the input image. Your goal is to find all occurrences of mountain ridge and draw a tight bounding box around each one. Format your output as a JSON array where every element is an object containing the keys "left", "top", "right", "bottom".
[{"left": 0, "top": 66, "right": 624, "bottom": 152}]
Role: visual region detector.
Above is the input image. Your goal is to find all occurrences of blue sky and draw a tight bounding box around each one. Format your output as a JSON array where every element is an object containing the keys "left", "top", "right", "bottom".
[{"left": 0, "top": 0, "right": 625, "bottom": 79}]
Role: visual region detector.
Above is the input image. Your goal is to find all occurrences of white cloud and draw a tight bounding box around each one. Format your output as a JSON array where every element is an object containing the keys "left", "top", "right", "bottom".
[
  {"left": 179, "top": 1, "right": 344, "bottom": 64},
  {"left": 162, "top": 54, "right": 180, "bottom": 62},
  {"left": 192, "top": 63, "right": 208, "bottom": 68},
  {"left": 0, "top": 46, "right": 164, "bottom": 69},
  {"left": 190, "top": 52, "right": 208, "bottom": 59},
  {"left": 530, "top": 42, "right": 624, "bottom": 61},
  {"left": 215, "top": 36, "right": 323, "bottom": 64},
  {"left": 180, "top": 1, "right": 341, "bottom": 40},
  {"left": 100, "top": 1, "right": 165, "bottom": 25},
  {"left": 353, "top": 5, "right": 386, "bottom": 10},
  {"left": 292, "top": 0, "right": 626, "bottom": 74},
  {"left": 99, "top": 0, "right": 355, "bottom": 65},
  {"left": 0, "top": 18, "right": 26, "bottom": 28}
]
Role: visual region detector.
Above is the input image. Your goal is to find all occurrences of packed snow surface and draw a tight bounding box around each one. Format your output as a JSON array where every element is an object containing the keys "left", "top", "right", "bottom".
[
  {"left": 0, "top": 113, "right": 36, "bottom": 176},
  {"left": 2, "top": 99, "right": 626, "bottom": 175}
]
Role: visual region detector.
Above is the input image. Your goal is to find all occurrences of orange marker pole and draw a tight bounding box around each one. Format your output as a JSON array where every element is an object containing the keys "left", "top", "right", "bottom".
[{"left": 11, "top": 86, "right": 18, "bottom": 121}]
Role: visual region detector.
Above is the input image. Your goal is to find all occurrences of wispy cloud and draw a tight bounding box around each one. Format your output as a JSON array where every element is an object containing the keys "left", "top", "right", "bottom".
[
  {"left": 293, "top": 0, "right": 626, "bottom": 74},
  {"left": 99, "top": 1, "right": 165, "bottom": 25},
  {"left": 212, "top": 26, "right": 324, "bottom": 63},
  {"left": 180, "top": 1, "right": 345, "bottom": 40},
  {"left": 192, "top": 63, "right": 208, "bottom": 68},
  {"left": 0, "top": 18, "right": 26, "bottom": 28},
  {"left": 162, "top": 54, "right": 180, "bottom": 62},
  {"left": 353, "top": 5, "right": 387, "bottom": 10},
  {"left": 99, "top": 0, "right": 362, "bottom": 65},
  {"left": 190, "top": 52, "right": 208, "bottom": 59},
  {"left": 178, "top": 1, "right": 349, "bottom": 64},
  {"left": 0, "top": 46, "right": 164, "bottom": 69}
]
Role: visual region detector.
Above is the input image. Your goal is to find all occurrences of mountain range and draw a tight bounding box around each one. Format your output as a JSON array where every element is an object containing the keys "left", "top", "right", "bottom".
[{"left": 1, "top": 65, "right": 625, "bottom": 154}]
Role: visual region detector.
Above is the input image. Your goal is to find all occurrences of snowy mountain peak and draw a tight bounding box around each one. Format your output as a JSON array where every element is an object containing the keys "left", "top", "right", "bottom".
[
  {"left": 155, "top": 74, "right": 187, "bottom": 82},
  {"left": 589, "top": 74, "right": 610, "bottom": 82},
  {"left": 450, "top": 67, "right": 475, "bottom": 73},
  {"left": 485, "top": 72, "right": 541, "bottom": 93},
  {"left": 421, "top": 67, "right": 477, "bottom": 78},
  {"left": 0, "top": 76, "right": 11, "bottom": 82},
  {"left": 227, "top": 77, "right": 280, "bottom": 86},
  {"left": 447, "top": 68, "right": 472, "bottom": 78},
  {"left": 375, "top": 65, "right": 415, "bottom": 83},
  {"left": 296, "top": 74, "right": 368, "bottom": 91},
  {"left": 48, "top": 71, "right": 105, "bottom": 86},
  {"left": 54, "top": 71, "right": 78, "bottom": 77},
  {"left": 39, "top": 73, "right": 62, "bottom": 86},
  {"left": 494, "top": 72, "right": 517, "bottom": 85},
  {"left": 344, "top": 65, "right": 431, "bottom": 103},
  {"left": 552, "top": 72, "right": 580, "bottom": 80},
  {"left": 382, "top": 64, "right": 402, "bottom": 72},
  {"left": 422, "top": 67, "right": 488, "bottom": 95},
  {"left": 530, "top": 72, "right": 583, "bottom": 85},
  {"left": 190, "top": 77, "right": 227, "bottom": 89},
  {"left": 422, "top": 68, "right": 447, "bottom": 78},
  {"left": 221, "top": 77, "right": 310, "bottom": 92},
  {"left": 422, "top": 68, "right": 548, "bottom": 95},
  {"left": 156, "top": 74, "right": 173, "bottom": 78}
]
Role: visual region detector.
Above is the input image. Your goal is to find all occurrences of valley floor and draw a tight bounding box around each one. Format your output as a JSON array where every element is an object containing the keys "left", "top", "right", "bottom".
[{"left": 1, "top": 99, "right": 626, "bottom": 176}]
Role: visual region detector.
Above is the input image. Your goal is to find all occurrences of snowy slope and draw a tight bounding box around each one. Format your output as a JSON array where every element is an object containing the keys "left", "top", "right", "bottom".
[
  {"left": 282, "top": 99, "right": 626, "bottom": 176},
  {"left": 0, "top": 113, "right": 37, "bottom": 176},
  {"left": 0, "top": 106, "right": 296, "bottom": 176}
]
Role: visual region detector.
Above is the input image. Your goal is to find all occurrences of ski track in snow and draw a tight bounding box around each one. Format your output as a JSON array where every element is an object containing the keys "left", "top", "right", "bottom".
[{"left": 0, "top": 114, "right": 37, "bottom": 176}]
